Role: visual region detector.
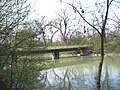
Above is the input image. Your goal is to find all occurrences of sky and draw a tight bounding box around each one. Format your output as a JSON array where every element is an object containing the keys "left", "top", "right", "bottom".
[
  {"left": 27, "top": 0, "right": 120, "bottom": 21},
  {"left": 27, "top": 0, "right": 96, "bottom": 20},
  {"left": 27, "top": 0, "right": 64, "bottom": 20}
]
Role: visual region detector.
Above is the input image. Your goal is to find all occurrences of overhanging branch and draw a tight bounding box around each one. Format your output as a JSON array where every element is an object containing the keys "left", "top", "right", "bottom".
[{"left": 63, "top": 2, "right": 102, "bottom": 36}]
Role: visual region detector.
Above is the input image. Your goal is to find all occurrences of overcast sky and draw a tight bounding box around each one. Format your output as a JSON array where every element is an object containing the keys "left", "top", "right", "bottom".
[
  {"left": 27, "top": 0, "right": 96, "bottom": 20},
  {"left": 27, "top": 0, "right": 120, "bottom": 25},
  {"left": 27, "top": 0, "right": 63, "bottom": 20}
]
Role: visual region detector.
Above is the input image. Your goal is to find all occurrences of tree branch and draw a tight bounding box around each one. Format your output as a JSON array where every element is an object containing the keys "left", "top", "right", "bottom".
[{"left": 64, "top": 2, "right": 102, "bottom": 36}]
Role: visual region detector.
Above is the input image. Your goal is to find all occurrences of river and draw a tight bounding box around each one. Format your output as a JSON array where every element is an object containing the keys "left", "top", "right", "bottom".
[{"left": 39, "top": 56, "right": 120, "bottom": 90}]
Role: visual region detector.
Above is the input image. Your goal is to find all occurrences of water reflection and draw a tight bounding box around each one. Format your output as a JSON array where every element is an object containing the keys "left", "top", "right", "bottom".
[{"left": 39, "top": 56, "right": 120, "bottom": 90}]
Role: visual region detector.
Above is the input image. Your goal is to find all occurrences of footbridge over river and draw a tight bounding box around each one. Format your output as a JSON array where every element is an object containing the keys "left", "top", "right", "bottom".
[{"left": 19, "top": 45, "right": 92, "bottom": 59}]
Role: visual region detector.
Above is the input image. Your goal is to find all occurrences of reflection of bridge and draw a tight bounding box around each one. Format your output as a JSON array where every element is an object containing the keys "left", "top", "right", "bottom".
[{"left": 19, "top": 45, "right": 92, "bottom": 59}]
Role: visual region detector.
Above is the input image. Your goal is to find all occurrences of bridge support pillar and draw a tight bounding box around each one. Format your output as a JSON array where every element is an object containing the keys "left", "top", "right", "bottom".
[{"left": 53, "top": 51, "right": 59, "bottom": 59}]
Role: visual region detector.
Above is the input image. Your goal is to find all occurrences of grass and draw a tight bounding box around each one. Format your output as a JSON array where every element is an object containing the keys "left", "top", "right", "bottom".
[
  {"left": 16, "top": 45, "right": 90, "bottom": 51},
  {"left": 46, "top": 45, "right": 89, "bottom": 50}
]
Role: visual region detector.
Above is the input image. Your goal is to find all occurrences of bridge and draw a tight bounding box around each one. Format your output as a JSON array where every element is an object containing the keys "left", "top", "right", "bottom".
[{"left": 18, "top": 45, "right": 92, "bottom": 59}]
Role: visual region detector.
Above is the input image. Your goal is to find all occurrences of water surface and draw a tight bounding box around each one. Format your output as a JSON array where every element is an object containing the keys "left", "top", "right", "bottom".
[{"left": 39, "top": 56, "right": 120, "bottom": 90}]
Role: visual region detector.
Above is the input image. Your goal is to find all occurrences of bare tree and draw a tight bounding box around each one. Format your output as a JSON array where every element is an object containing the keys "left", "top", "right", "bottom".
[
  {"left": 50, "top": 9, "right": 81, "bottom": 45},
  {"left": 60, "top": 0, "right": 120, "bottom": 89}
]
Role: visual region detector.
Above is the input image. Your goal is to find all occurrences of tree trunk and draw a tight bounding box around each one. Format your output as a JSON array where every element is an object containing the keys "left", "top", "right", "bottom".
[
  {"left": 96, "top": 21, "right": 105, "bottom": 90},
  {"left": 96, "top": 0, "right": 110, "bottom": 89},
  {"left": 96, "top": 34, "right": 104, "bottom": 90}
]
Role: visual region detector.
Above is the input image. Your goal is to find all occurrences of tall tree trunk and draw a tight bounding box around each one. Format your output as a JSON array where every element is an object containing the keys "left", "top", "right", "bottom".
[
  {"left": 96, "top": 0, "right": 110, "bottom": 89},
  {"left": 96, "top": 35, "right": 104, "bottom": 90}
]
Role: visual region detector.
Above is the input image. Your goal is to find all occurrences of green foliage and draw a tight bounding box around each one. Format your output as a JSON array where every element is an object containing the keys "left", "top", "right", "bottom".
[
  {"left": 0, "top": 0, "right": 52, "bottom": 90},
  {"left": 14, "top": 29, "right": 36, "bottom": 48},
  {"left": 0, "top": 54, "right": 53, "bottom": 90},
  {"left": 105, "top": 31, "right": 120, "bottom": 53}
]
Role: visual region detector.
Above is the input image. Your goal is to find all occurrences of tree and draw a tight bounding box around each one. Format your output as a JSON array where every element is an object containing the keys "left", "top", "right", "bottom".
[
  {"left": 0, "top": 0, "right": 30, "bottom": 89},
  {"left": 31, "top": 17, "right": 53, "bottom": 47},
  {"left": 50, "top": 9, "right": 81, "bottom": 45},
  {"left": 60, "top": 0, "right": 120, "bottom": 89},
  {"left": 14, "top": 28, "right": 36, "bottom": 48},
  {"left": 0, "top": 1, "right": 53, "bottom": 89}
]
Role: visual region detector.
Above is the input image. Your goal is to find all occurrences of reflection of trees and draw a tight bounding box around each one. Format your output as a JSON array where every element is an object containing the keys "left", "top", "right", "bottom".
[
  {"left": 101, "top": 62, "right": 111, "bottom": 90},
  {"left": 41, "top": 64, "right": 97, "bottom": 90},
  {"left": 43, "top": 69, "right": 69, "bottom": 90},
  {"left": 101, "top": 58, "right": 120, "bottom": 90}
]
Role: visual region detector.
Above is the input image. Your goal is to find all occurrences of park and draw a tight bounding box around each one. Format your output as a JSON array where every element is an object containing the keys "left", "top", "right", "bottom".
[{"left": 0, "top": 0, "right": 120, "bottom": 90}]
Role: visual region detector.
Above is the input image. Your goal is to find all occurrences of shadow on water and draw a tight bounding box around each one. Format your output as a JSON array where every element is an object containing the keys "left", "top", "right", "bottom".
[{"left": 38, "top": 56, "right": 120, "bottom": 90}]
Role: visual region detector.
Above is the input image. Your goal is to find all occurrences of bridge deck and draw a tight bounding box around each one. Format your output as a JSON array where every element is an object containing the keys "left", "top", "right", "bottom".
[
  {"left": 18, "top": 45, "right": 92, "bottom": 55},
  {"left": 0, "top": 45, "right": 92, "bottom": 59}
]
